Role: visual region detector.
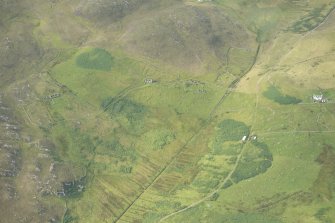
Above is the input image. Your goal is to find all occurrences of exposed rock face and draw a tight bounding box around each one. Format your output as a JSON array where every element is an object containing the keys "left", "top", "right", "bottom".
[
  {"left": 0, "top": 95, "right": 22, "bottom": 221},
  {"left": 0, "top": 95, "right": 22, "bottom": 178}
]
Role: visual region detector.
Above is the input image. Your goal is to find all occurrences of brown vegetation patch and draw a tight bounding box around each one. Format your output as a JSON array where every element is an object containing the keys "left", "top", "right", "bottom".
[{"left": 312, "top": 145, "right": 335, "bottom": 201}]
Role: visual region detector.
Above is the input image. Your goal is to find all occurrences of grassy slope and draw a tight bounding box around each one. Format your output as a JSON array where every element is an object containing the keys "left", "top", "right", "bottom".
[
  {"left": 161, "top": 1, "right": 335, "bottom": 223},
  {"left": 1, "top": 0, "right": 335, "bottom": 223}
]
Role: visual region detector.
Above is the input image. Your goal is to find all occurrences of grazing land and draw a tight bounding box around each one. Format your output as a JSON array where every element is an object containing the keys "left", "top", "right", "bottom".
[{"left": 1, "top": 0, "right": 335, "bottom": 223}]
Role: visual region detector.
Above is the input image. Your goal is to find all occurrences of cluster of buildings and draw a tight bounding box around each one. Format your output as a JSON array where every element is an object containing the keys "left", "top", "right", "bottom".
[{"left": 242, "top": 135, "right": 257, "bottom": 143}]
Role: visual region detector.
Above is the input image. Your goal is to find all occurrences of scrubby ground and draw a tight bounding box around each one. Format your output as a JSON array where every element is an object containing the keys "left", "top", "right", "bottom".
[{"left": 1, "top": 0, "right": 335, "bottom": 222}]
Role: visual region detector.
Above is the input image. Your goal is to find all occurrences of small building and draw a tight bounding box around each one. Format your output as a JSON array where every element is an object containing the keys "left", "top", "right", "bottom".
[
  {"left": 242, "top": 135, "right": 247, "bottom": 142},
  {"left": 313, "top": 94, "right": 325, "bottom": 103},
  {"left": 144, "top": 79, "right": 153, "bottom": 84}
]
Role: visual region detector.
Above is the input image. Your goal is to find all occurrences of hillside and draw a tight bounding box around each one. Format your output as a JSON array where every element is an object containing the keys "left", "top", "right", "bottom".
[{"left": 1, "top": 0, "right": 335, "bottom": 222}]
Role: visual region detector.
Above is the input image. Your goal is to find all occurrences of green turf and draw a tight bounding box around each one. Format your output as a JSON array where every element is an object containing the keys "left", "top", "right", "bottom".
[
  {"left": 63, "top": 209, "right": 78, "bottom": 223},
  {"left": 232, "top": 141, "right": 273, "bottom": 183},
  {"left": 2, "top": 0, "right": 335, "bottom": 222},
  {"left": 216, "top": 119, "right": 250, "bottom": 142},
  {"left": 102, "top": 97, "right": 147, "bottom": 120},
  {"left": 76, "top": 48, "right": 113, "bottom": 71},
  {"left": 263, "top": 85, "right": 302, "bottom": 105},
  {"left": 288, "top": 5, "right": 334, "bottom": 33}
]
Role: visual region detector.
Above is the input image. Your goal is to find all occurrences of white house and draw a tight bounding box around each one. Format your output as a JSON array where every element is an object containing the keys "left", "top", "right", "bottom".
[
  {"left": 313, "top": 94, "right": 326, "bottom": 103},
  {"left": 144, "top": 79, "right": 153, "bottom": 84},
  {"left": 313, "top": 94, "right": 323, "bottom": 102}
]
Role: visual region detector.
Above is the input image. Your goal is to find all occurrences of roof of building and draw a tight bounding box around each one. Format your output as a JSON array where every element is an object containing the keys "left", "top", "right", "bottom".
[{"left": 313, "top": 94, "right": 323, "bottom": 100}]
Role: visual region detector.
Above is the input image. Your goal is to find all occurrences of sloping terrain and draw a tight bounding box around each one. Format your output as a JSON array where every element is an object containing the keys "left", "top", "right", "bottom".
[
  {"left": 0, "top": 0, "right": 335, "bottom": 223},
  {"left": 118, "top": 3, "right": 256, "bottom": 71}
]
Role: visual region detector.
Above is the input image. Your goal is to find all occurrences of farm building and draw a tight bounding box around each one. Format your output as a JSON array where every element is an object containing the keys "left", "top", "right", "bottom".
[
  {"left": 144, "top": 79, "right": 153, "bottom": 84},
  {"left": 312, "top": 94, "right": 326, "bottom": 103}
]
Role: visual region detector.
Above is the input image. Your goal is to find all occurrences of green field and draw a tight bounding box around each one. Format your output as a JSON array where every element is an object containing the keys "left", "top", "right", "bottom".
[
  {"left": 76, "top": 48, "right": 113, "bottom": 71},
  {"left": 263, "top": 85, "right": 302, "bottom": 105},
  {"left": 1, "top": 0, "right": 335, "bottom": 222}
]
